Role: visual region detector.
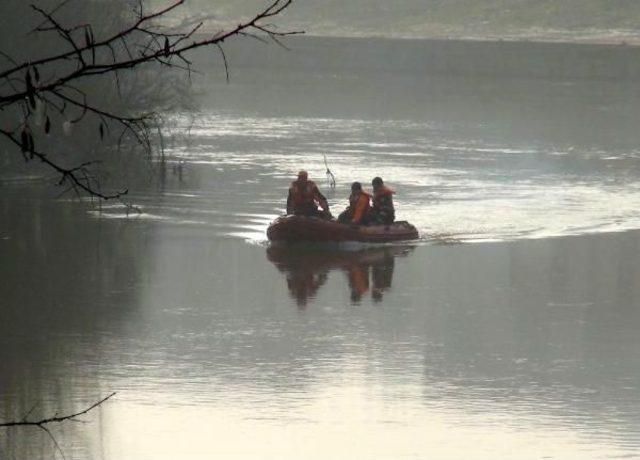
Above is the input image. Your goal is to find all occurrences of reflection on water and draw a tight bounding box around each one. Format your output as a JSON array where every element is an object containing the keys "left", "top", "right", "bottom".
[
  {"left": 3, "top": 194, "right": 640, "bottom": 459},
  {"left": 267, "top": 245, "right": 414, "bottom": 307},
  {"left": 4, "top": 37, "right": 640, "bottom": 459}
]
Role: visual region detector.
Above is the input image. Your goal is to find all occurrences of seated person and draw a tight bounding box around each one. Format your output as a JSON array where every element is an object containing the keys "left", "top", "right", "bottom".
[
  {"left": 338, "top": 182, "right": 370, "bottom": 225},
  {"left": 368, "top": 176, "right": 395, "bottom": 225},
  {"left": 286, "top": 170, "right": 331, "bottom": 218}
]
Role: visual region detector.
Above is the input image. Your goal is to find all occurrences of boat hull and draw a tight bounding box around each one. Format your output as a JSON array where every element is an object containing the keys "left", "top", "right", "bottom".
[{"left": 267, "top": 215, "right": 419, "bottom": 243}]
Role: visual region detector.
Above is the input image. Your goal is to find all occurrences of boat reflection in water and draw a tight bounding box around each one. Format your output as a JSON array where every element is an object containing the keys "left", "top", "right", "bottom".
[{"left": 266, "top": 244, "right": 415, "bottom": 307}]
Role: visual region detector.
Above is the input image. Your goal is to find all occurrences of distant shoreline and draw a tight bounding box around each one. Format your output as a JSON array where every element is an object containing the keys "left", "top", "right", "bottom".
[
  {"left": 296, "top": 32, "right": 640, "bottom": 48},
  {"left": 193, "top": 21, "right": 640, "bottom": 48}
]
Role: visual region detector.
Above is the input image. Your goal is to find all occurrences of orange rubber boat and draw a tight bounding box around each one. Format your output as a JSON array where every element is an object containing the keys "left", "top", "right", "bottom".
[{"left": 267, "top": 215, "right": 419, "bottom": 243}]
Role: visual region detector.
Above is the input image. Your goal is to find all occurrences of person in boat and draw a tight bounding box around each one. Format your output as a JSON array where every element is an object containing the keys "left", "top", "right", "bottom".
[
  {"left": 368, "top": 177, "right": 395, "bottom": 225},
  {"left": 337, "top": 181, "right": 371, "bottom": 225},
  {"left": 286, "top": 170, "right": 331, "bottom": 218}
]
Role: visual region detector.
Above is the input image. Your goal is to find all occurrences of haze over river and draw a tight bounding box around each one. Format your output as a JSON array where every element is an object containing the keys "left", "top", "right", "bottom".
[{"left": 2, "top": 37, "right": 640, "bottom": 459}]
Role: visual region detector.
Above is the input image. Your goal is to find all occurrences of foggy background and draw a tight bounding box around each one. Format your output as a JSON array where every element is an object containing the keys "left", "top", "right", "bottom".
[{"left": 168, "top": 0, "right": 640, "bottom": 42}]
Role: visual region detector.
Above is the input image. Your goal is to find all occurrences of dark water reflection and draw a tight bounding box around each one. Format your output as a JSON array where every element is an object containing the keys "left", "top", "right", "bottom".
[{"left": 266, "top": 245, "right": 414, "bottom": 307}]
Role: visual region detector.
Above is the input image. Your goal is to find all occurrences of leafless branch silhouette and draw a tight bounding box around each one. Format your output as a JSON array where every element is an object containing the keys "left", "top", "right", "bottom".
[{"left": 0, "top": 0, "right": 300, "bottom": 199}]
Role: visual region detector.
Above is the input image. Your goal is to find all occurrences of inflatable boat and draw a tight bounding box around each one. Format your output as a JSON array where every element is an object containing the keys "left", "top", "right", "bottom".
[{"left": 266, "top": 215, "right": 419, "bottom": 243}]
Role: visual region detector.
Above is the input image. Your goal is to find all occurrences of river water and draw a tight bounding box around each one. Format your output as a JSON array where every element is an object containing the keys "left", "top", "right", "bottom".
[{"left": 2, "top": 37, "right": 640, "bottom": 459}]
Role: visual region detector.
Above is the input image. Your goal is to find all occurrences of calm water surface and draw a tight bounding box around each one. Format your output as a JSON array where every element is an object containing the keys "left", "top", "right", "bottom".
[{"left": 2, "top": 37, "right": 640, "bottom": 459}]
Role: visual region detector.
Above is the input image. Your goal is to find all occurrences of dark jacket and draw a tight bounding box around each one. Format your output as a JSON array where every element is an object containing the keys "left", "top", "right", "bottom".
[{"left": 370, "top": 186, "right": 395, "bottom": 224}]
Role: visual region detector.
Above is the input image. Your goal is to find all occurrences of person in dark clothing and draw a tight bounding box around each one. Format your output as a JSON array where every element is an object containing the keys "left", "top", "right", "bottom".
[
  {"left": 286, "top": 170, "right": 331, "bottom": 218},
  {"left": 368, "top": 177, "right": 395, "bottom": 225}
]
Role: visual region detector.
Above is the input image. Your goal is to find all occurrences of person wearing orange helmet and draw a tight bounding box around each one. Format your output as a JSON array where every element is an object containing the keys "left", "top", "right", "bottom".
[{"left": 286, "top": 170, "right": 331, "bottom": 218}]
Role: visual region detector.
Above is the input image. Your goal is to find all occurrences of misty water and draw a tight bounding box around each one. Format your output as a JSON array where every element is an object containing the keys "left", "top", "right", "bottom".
[{"left": 2, "top": 37, "right": 640, "bottom": 459}]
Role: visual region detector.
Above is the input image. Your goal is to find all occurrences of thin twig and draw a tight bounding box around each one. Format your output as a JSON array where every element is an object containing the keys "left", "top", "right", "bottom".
[{"left": 0, "top": 392, "right": 117, "bottom": 428}]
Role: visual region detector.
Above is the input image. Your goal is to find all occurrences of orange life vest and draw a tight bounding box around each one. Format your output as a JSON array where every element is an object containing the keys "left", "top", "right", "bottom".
[
  {"left": 290, "top": 180, "right": 318, "bottom": 205},
  {"left": 349, "top": 191, "right": 371, "bottom": 223}
]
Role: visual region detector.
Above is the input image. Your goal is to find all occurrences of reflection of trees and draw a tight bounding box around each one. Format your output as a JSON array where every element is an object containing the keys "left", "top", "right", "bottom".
[
  {"left": 266, "top": 245, "right": 413, "bottom": 306},
  {"left": 0, "top": 195, "right": 146, "bottom": 459}
]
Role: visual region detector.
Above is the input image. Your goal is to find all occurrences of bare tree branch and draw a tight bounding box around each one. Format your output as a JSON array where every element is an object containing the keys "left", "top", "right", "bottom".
[
  {"left": 0, "top": 392, "right": 116, "bottom": 428},
  {"left": 0, "top": 0, "right": 301, "bottom": 199},
  {"left": 1, "top": 393, "right": 116, "bottom": 460},
  {"left": 39, "top": 424, "right": 67, "bottom": 460},
  {"left": 0, "top": 127, "right": 127, "bottom": 200}
]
